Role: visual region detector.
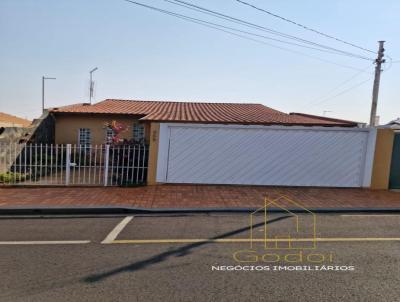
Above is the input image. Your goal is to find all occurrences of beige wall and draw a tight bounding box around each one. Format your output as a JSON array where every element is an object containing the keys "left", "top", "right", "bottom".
[
  {"left": 54, "top": 114, "right": 150, "bottom": 145},
  {"left": 370, "top": 128, "right": 395, "bottom": 190}
]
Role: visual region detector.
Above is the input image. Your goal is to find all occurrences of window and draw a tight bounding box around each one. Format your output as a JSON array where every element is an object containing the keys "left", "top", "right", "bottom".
[
  {"left": 105, "top": 127, "right": 114, "bottom": 144},
  {"left": 78, "top": 128, "right": 91, "bottom": 146},
  {"left": 133, "top": 123, "right": 145, "bottom": 142}
]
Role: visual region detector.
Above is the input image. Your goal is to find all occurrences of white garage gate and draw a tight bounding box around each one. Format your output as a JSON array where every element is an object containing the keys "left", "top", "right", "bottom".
[{"left": 156, "top": 124, "right": 376, "bottom": 187}]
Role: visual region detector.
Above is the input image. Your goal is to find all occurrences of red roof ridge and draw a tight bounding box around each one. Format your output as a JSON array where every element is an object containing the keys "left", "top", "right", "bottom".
[
  {"left": 289, "top": 112, "right": 359, "bottom": 125},
  {"left": 101, "top": 98, "right": 263, "bottom": 106}
]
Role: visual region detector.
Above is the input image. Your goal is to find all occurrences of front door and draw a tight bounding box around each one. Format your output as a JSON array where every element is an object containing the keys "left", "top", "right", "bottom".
[{"left": 389, "top": 133, "right": 400, "bottom": 189}]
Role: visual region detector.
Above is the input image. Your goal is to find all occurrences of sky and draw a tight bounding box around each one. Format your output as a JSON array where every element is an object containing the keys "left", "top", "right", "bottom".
[{"left": 0, "top": 0, "right": 399, "bottom": 124}]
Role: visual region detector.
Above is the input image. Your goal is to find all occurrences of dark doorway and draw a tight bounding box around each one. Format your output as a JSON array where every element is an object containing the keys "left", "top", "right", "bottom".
[{"left": 389, "top": 133, "right": 400, "bottom": 189}]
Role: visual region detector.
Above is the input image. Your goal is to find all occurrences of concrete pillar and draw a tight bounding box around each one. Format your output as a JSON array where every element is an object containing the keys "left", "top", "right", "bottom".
[{"left": 147, "top": 123, "right": 160, "bottom": 185}]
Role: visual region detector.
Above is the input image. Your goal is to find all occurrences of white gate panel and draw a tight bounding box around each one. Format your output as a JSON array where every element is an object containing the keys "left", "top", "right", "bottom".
[{"left": 157, "top": 124, "right": 374, "bottom": 187}]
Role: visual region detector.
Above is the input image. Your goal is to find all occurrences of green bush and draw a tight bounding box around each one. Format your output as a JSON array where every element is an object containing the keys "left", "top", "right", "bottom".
[{"left": 0, "top": 172, "right": 27, "bottom": 183}]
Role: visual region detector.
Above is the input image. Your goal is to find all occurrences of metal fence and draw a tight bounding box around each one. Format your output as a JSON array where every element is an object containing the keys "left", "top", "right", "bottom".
[{"left": 0, "top": 143, "right": 148, "bottom": 186}]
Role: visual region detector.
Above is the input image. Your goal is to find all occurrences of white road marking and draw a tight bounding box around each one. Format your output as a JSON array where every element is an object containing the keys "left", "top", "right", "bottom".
[
  {"left": 341, "top": 214, "right": 400, "bottom": 217},
  {"left": 0, "top": 240, "right": 90, "bottom": 245},
  {"left": 101, "top": 216, "right": 134, "bottom": 244}
]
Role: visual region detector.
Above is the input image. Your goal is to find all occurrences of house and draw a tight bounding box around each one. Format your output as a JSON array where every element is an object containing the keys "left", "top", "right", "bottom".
[
  {"left": 380, "top": 118, "right": 400, "bottom": 130},
  {"left": 0, "top": 112, "right": 31, "bottom": 128},
  {"left": 48, "top": 99, "right": 392, "bottom": 189},
  {"left": 1, "top": 99, "right": 393, "bottom": 189},
  {"left": 50, "top": 99, "right": 358, "bottom": 146}
]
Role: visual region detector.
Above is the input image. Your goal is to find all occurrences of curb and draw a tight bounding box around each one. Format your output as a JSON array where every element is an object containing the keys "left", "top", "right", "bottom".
[{"left": 0, "top": 206, "right": 400, "bottom": 216}]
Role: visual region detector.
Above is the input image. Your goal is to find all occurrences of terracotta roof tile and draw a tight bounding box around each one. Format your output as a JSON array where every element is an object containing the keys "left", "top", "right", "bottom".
[
  {"left": 50, "top": 99, "right": 357, "bottom": 126},
  {"left": 0, "top": 112, "right": 31, "bottom": 127}
]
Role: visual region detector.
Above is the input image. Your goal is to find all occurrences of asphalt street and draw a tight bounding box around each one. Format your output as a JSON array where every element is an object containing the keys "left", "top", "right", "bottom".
[{"left": 0, "top": 213, "right": 399, "bottom": 302}]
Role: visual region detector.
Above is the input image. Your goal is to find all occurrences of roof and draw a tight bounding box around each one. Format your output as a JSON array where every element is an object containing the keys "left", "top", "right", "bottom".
[
  {"left": 50, "top": 99, "right": 358, "bottom": 127},
  {"left": 378, "top": 118, "right": 400, "bottom": 129},
  {"left": 0, "top": 112, "right": 31, "bottom": 127},
  {"left": 289, "top": 113, "right": 359, "bottom": 127},
  {"left": 387, "top": 118, "right": 400, "bottom": 125}
]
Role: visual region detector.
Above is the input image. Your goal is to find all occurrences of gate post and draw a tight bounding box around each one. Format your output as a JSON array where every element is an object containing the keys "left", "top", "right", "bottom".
[
  {"left": 103, "top": 144, "right": 110, "bottom": 186},
  {"left": 65, "top": 144, "right": 71, "bottom": 186}
]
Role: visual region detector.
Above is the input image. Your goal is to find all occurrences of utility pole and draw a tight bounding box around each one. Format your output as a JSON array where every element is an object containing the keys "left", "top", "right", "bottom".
[
  {"left": 42, "top": 76, "right": 56, "bottom": 113},
  {"left": 369, "top": 41, "right": 385, "bottom": 127},
  {"left": 89, "top": 67, "right": 98, "bottom": 104}
]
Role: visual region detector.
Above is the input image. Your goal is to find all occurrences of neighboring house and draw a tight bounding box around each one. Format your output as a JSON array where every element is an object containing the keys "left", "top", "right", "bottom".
[
  {"left": 0, "top": 111, "right": 53, "bottom": 174},
  {"left": 380, "top": 118, "right": 400, "bottom": 130},
  {"left": 50, "top": 99, "right": 358, "bottom": 145},
  {"left": 0, "top": 112, "right": 31, "bottom": 128}
]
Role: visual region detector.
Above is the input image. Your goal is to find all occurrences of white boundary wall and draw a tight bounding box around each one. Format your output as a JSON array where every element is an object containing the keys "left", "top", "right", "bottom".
[{"left": 156, "top": 123, "right": 377, "bottom": 187}]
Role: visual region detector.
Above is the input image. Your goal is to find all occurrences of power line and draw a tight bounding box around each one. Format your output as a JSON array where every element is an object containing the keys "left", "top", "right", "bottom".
[
  {"left": 307, "top": 77, "right": 372, "bottom": 108},
  {"left": 235, "top": 0, "right": 376, "bottom": 54},
  {"left": 305, "top": 64, "right": 373, "bottom": 107},
  {"left": 162, "top": 0, "right": 374, "bottom": 61},
  {"left": 122, "top": 1, "right": 372, "bottom": 71},
  {"left": 382, "top": 55, "right": 393, "bottom": 72},
  {"left": 156, "top": 2, "right": 368, "bottom": 58}
]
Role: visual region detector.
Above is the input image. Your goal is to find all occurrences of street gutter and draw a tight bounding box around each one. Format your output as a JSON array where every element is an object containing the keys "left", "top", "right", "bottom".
[{"left": 0, "top": 206, "right": 400, "bottom": 216}]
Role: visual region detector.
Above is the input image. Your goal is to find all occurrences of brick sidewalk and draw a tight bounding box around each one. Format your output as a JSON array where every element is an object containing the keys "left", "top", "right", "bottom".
[{"left": 0, "top": 185, "right": 400, "bottom": 209}]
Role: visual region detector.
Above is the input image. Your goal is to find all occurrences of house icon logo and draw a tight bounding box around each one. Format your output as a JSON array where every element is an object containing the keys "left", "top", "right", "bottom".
[{"left": 249, "top": 195, "right": 317, "bottom": 250}]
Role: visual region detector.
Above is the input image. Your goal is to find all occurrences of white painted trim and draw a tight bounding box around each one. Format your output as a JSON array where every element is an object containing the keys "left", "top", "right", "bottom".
[
  {"left": 101, "top": 216, "right": 133, "bottom": 244},
  {"left": 158, "top": 123, "right": 370, "bottom": 132},
  {"left": 362, "top": 128, "right": 377, "bottom": 187},
  {"left": 156, "top": 124, "right": 171, "bottom": 182}
]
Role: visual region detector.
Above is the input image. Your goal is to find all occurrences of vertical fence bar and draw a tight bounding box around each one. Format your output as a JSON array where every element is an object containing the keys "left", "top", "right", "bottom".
[
  {"left": 50, "top": 144, "right": 53, "bottom": 185},
  {"left": 120, "top": 146, "right": 125, "bottom": 186},
  {"left": 136, "top": 145, "right": 140, "bottom": 184},
  {"left": 103, "top": 144, "right": 110, "bottom": 186},
  {"left": 110, "top": 146, "right": 115, "bottom": 186},
  {"left": 39, "top": 144, "right": 43, "bottom": 184},
  {"left": 125, "top": 145, "right": 130, "bottom": 185},
  {"left": 55, "top": 144, "right": 58, "bottom": 185},
  {"left": 60, "top": 145, "right": 64, "bottom": 184},
  {"left": 34, "top": 144, "right": 38, "bottom": 183},
  {"left": 65, "top": 144, "right": 71, "bottom": 186},
  {"left": 13, "top": 143, "right": 17, "bottom": 184},
  {"left": 44, "top": 144, "right": 48, "bottom": 185},
  {"left": 131, "top": 145, "right": 136, "bottom": 184},
  {"left": 92, "top": 145, "right": 97, "bottom": 185},
  {"left": 29, "top": 144, "right": 33, "bottom": 184},
  {"left": 24, "top": 144, "right": 27, "bottom": 184},
  {"left": 116, "top": 146, "right": 120, "bottom": 186},
  {"left": 78, "top": 144, "right": 82, "bottom": 184},
  {"left": 89, "top": 146, "right": 92, "bottom": 184},
  {"left": 8, "top": 142, "right": 12, "bottom": 185},
  {"left": 72, "top": 145, "right": 76, "bottom": 184},
  {"left": 141, "top": 144, "right": 146, "bottom": 183},
  {"left": 83, "top": 145, "right": 87, "bottom": 184},
  {"left": 98, "top": 145, "right": 103, "bottom": 185},
  {"left": 19, "top": 144, "right": 22, "bottom": 184}
]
